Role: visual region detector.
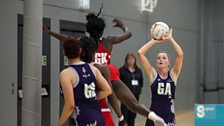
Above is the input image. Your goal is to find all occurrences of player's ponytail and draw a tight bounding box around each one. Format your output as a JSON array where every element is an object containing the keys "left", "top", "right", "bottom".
[{"left": 96, "top": 3, "right": 103, "bottom": 17}]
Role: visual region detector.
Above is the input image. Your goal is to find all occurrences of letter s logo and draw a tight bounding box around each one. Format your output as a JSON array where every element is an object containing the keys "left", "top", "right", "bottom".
[{"left": 196, "top": 105, "right": 205, "bottom": 118}]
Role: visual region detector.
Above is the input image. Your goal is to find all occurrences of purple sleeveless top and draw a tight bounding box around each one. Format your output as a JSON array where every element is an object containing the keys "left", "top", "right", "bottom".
[
  {"left": 146, "top": 71, "right": 176, "bottom": 126},
  {"left": 69, "top": 62, "right": 105, "bottom": 126}
]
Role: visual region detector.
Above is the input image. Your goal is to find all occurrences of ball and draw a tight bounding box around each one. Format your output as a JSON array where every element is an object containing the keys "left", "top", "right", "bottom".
[{"left": 151, "top": 22, "right": 169, "bottom": 40}]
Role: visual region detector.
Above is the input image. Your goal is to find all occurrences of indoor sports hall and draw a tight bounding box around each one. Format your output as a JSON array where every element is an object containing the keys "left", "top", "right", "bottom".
[{"left": 0, "top": 0, "right": 223, "bottom": 126}]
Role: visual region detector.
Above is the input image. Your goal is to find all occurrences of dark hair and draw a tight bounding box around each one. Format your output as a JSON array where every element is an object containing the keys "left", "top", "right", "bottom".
[
  {"left": 79, "top": 36, "right": 97, "bottom": 63},
  {"left": 86, "top": 13, "right": 105, "bottom": 41},
  {"left": 63, "top": 38, "right": 81, "bottom": 59},
  {"left": 123, "top": 53, "right": 137, "bottom": 69}
]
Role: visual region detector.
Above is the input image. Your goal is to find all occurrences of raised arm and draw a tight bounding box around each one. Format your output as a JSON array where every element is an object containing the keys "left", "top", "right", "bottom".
[
  {"left": 58, "top": 69, "right": 75, "bottom": 126},
  {"left": 109, "top": 18, "right": 132, "bottom": 44},
  {"left": 167, "top": 29, "right": 184, "bottom": 80},
  {"left": 139, "top": 69, "right": 144, "bottom": 88},
  {"left": 43, "top": 26, "right": 73, "bottom": 42},
  {"left": 137, "top": 39, "right": 161, "bottom": 82}
]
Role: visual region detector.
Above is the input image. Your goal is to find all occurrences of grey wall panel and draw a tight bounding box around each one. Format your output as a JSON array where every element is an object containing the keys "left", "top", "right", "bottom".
[
  {"left": 174, "top": 30, "right": 199, "bottom": 111},
  {"left": 0, "top": 13, "right": 3, "bottom": 123},
  {"left": 220, "top": 90, "right": 224, "bottom": 103},
  {"left": 44, "top": 0, "right": 148, "bottom": 23},
  {"left": 201, "top": 0, "right": 224, "bottom": 103},
  {"left": 204, "top": 92, "right": 219, "bottom": 104},
  {"left": 150, "top": 0, "right": 200, "bottom": 32},
  {"left": 17, "top": 15, "right": 51, "bottom": 126},
  {"left": 49, "top": 19, "right": 60, "bottom": 126},
  {"left": 0, "top": 45, "right": 2, "bottom": 126},
  {"left": 1, "top": 0, "right": 202, "bottom": 125},
  {"left": 0, "top": 0, "right": 18, "bottom": 125},
  {"left": 219, "top": 90, "right": 224, "bottom": 104}
]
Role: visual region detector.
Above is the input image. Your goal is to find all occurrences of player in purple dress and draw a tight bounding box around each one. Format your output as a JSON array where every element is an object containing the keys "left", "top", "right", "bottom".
[
  {"left": 138, "top": 29, "right": 184, "bottom": 126},
  {"left": 58, "top": 37, "right": 112, "bottom": 126}
]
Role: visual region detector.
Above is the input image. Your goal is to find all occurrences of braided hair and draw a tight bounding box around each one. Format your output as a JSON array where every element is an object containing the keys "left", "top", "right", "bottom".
[{"left": 86, "top": 5, "right": 105, "bottom": 42}]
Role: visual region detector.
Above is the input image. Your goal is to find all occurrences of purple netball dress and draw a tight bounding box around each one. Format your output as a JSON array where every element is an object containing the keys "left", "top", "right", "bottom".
[
  {"left": 69, "top": 62, "right": 105, "bottom": 126},
  {"left": 145, "top": 71, "right": 176, "bottom": 126}
]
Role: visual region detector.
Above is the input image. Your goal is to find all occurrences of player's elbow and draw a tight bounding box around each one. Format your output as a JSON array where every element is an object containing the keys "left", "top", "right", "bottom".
[
  {"left": 104, "top": 86, "right": 112, "bottom": 97},
  {"left": 137, "top": 50, "right": 140, "bottom": 55},
  {"left": 178, "top": 52, "right": 184, "bottom": 59},
  {"left": 67, "top": 100, "right": 75, "bottom": 110},
  {"left": 127, "top": 31, "right": 132, "bottom": 38},
  {"left": 107, "top": 87, "right": 112, "bottom": 96},
  {"left": 137, "top": 50, "right": 143, "bottom": 56}
]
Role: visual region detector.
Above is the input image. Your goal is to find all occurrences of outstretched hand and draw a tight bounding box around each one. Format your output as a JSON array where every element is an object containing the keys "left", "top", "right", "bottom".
[
  {"left": 112, "top": 18, "right": 125, "bottom": 28},
  {"left": 162, "top": 28, "right": 173, "bottom": 40},
  {"left": 151, "top": 38, "right": 165, "bottom": 44},
  {"left": 43, "top": 26, "right": 50, "bottom": 33}
]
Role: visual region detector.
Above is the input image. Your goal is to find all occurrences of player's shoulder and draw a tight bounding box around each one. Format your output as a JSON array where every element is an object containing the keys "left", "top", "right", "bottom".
[
  {"left": 103, "top": 36, "right": 114, "bottom": 43},
  {"left": 60, "top": 67, "right": 72, "bottom": 74},
  {"left": 60, "top": 67, "right": 75, "bottom": 80},
  {"left": 94, "top": 64, "right": 108, "bottom": 73}
]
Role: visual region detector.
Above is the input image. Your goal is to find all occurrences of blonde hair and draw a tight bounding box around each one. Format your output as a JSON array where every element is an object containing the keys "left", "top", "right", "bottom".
[
  {"left": 157, "top": 51, "right": 171, "bottom": 68},
  {"left": 157, "top": 51, "right": 171, "bottom": 61}
]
